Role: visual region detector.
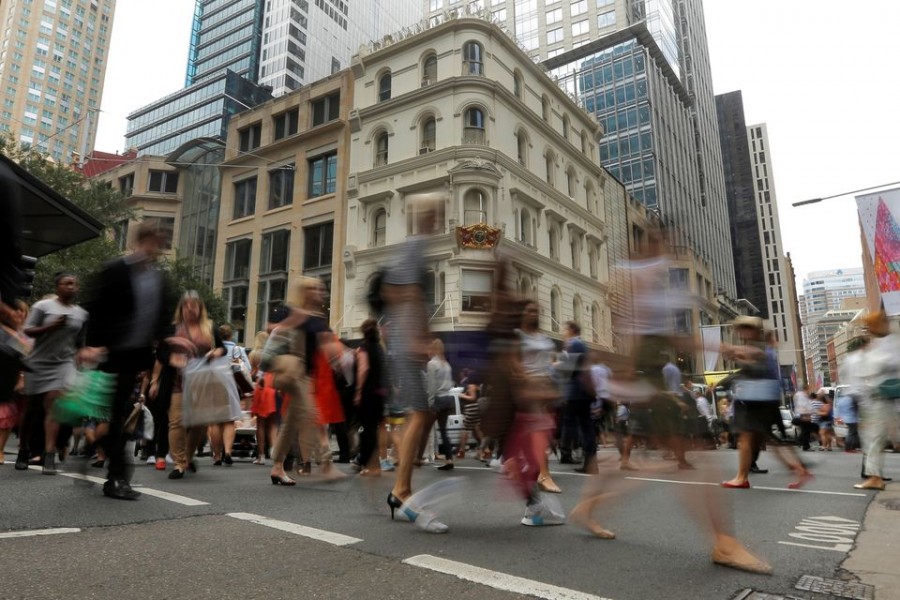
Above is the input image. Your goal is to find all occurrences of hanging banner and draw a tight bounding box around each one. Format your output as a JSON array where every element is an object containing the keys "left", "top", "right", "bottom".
[
  {"left": 856, "top": 187, "right": 900, "bottom": 315},
  {"left": 700, "top": 325, "right": 722, "bottom": 371}
]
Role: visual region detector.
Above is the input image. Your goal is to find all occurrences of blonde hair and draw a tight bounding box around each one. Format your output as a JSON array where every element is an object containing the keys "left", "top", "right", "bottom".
[
  {"left": 429, "top": 338, "right": 446, "bottom": 361},
  {"left": 251, "top": 331, "right": 269, "bottom": 352},
  {"left": 286, "top": 276, "right": 325, "bottom": 312},
  {"left": 173, "top": 290, "right": 214, "bottom": 346},
  {"left": 248, "top": 331, "right": 269, "bottom": 370}
]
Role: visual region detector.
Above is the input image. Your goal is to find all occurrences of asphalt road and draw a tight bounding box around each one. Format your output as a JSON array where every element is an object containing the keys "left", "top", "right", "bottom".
[{"left": 1, "top": 445, "right": 891, "bottom": 600}]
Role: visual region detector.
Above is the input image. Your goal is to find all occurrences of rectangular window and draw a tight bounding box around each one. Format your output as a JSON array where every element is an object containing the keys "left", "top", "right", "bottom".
[
  {"left": 225, "top": 284, "right": 248, "bottom": 340},
  {"left": 461, "top": 269, "right": 492, "bottom": 312},
  {"left": 260, "top": 229, "right": 290, "bottom": 274},
  {"left": 238, "top": 122, "right": 262, "bottom": 151},
  {"left": 256, "top": 279, "right": 287, "bottom": 336},
  {"left": 547, "top": 27, "right": 563, "bottom": 44},
  {"left": 570, "top": 0, "right": 587, "bottom": 16},
  {"left": 669, "top": 268, "right": 689, "bottom": 290},
  {"left": 268, "top": 165, "right": 295, "bottom": 209},
  {"left": 303, "top": 222, "right": 333, "bottom": 270},
  {"left": 597, "top": 10, "right": 615, "bottom": 28},
  {"left": 307, "top": 152, "right": 337, "bottom": 197},
  {"left": 273, "top": 108, "right": 299, "bottom": 140},
  {"left": 114, "top": 219, "right": 128, "bottom": 252},
  {"left": 572, "top": 19, "right": 589, "bottom": 36},
  {"left": 224, "top": 238, "right": 252, "bottom": 280},
  {"left": 147, "top": 170, "right": 178, "bottom": 193},
  {"left": 233, "top": 177, "right": 257, "bottom": 219},
  {"left": 311, "top": 91, "right": 340, "bottom": 126},
  {"left": 118, "top": 172, "right": 134, "bottom": 196},
  {"left": 673, "top": 309, "right": 691, "bottom": 333},
  {"left": 546, "top": 8, "right": 562, "bottom": 24}
]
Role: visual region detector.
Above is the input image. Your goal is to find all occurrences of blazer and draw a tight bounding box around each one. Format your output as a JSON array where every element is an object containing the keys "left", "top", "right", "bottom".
[{"left": 84, "top": 256, "right": 173, "bottom": 352}]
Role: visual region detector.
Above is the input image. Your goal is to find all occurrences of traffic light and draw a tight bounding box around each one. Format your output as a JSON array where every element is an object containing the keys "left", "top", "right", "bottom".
[{"left": 19, "top": 255, "right": 37, "bottom": 298}]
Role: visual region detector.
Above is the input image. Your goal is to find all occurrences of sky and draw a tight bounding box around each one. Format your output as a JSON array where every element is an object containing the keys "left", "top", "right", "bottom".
[{"left": 94, "top": 0, "right": 900, "bottom": 290}]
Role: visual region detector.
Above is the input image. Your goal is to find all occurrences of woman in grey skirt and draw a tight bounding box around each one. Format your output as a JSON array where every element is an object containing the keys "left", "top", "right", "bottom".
[{"left": 16, "top": 273, "right": 88, "bottom": 474}]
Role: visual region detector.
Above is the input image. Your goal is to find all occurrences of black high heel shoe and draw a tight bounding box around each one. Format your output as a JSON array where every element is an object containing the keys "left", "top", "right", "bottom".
[{"left": 387, "top": 493, "right": 404, "bottom": 520}]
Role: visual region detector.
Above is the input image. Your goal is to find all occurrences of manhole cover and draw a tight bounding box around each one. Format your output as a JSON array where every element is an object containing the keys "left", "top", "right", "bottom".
[
  {"left": 731, "top": 590, "right": 804, "bottom": 600},
  {"left": 795, "top": 575, "right": 875, "bottom": 599}
]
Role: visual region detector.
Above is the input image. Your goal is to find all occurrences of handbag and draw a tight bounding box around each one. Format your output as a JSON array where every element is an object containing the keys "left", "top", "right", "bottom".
[
  {"left": 53, "top": 370, "right": 116, "bottom": 425},
  {"left": 432, "top": 394, "right": 456, "bottom": 413},
  {"left": 181, "top": 357, "right": 240, "bottom": 427},
  {"left": 877, "top": 378, "right": 900, "bottom": 399},
  {"left": 732, "top": 379, "right": 781, "bottom": 402},
  {"left": 230, "top": 345, "right": 254, "bottom": 395}
]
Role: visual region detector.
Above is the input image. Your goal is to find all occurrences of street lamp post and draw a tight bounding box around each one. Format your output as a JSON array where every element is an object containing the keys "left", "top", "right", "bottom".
[{"left": 792, "top": 181, "right": 900, "bottom": 207}]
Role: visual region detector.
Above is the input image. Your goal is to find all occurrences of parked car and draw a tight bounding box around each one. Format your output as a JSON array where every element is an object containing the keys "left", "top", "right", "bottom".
[{"left": 780, "top": 408, "right": 799, "bottom": 441}]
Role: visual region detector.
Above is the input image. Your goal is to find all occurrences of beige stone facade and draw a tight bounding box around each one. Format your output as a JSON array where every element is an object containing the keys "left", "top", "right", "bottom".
[
  {"left": 214, "top": 71, "right": 353, "bottom": 342},
  {"left": 92, "top": 154, "right": 182, "bottom": 260},
  {"left": 341, "top": 16, "right": 614, "bottom": 347}
]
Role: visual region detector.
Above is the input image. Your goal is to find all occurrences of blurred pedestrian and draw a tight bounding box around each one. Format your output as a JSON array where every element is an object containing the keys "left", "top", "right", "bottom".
[
  {"left": 354, "top": 319, "right": 387, "bottom": 475},
  {"left": 80, "top": 223, "right": 173, "bottom": 500}
]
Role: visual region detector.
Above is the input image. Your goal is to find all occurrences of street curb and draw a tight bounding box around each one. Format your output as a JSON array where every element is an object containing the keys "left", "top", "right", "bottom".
[{"left": 839, "top": 482, "right": 900, "bottom": 597}]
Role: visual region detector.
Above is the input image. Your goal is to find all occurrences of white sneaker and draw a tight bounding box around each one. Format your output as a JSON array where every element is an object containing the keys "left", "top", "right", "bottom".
[
  {"left": 146, "top": 455, "right": 156, "bottom": 465},
  {"left": 521, "top": 502, "right": 565, "bottom": 527},
  {"left": 165, "top": 454, "right": 174, "bottom": 464}
]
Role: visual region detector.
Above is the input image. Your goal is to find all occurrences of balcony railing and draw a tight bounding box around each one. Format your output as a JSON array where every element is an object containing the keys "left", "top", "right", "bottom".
[{"left": 462, "top": 127, "right": 486, "bottom": 146}]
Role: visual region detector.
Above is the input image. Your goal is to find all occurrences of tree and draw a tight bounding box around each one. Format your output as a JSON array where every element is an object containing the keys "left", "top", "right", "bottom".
[
  {"left": 0, "top": 136, "right": 132, "bottom": 300},
  {"left": 160, "top": 256, "right": 228, "bottom": 326}
]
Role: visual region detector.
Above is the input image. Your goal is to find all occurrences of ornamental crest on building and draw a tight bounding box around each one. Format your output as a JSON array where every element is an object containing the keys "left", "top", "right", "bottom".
[{"left": 456, "top": 222, "right": 502, "bottom": 249}]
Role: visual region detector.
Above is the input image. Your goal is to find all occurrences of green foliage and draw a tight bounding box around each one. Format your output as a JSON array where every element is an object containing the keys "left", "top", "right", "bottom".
[
  {"left": 0, "top": 136, "right": 132, "bottom": 300},
  {"left": 160, "top": 256, "right": 228, "bottom": 326}
]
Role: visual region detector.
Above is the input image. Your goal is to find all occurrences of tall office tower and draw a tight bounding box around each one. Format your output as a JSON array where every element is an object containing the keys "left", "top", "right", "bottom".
[
  {"left": 747, "top": 123, "right": 800, "bottom": 355},
  {"left": 126, "top": 0, "right": 423, "bottom": 155},
  {"left": 0, "top": 0, "right": 116, "bottom": 162},
  {"left": 185, "top": 0, "right": 263, "bottom": 86},
  {"left": 715, "top": 91, "right": 765, "bottom": 314},
  {"left": 258, "top": 0, "right": 425, "bottom": 97},
  {"left": 801, "top": 267, "right": 867, "bottom": 387},
  {"left": 434, "top": 0, "right": 737, "bottom": 298}
]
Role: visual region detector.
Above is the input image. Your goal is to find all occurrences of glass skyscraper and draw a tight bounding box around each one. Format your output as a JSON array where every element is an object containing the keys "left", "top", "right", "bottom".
[{"left": 185, "top": 0, "right": 264, "bottom": 86}]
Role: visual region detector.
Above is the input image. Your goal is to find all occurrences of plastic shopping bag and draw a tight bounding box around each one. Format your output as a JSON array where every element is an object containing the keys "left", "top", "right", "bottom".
[
  {"left": 53, "top": 370, "right": 116, "bottom": 426},
  {"left": 181, "top": 357, "right": 240, "bottom": 427}
]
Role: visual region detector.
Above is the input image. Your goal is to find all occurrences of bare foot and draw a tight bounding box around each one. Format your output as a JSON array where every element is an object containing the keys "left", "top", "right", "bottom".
[
  {"left": 712, "top": 541, "right": 772, "bottom": 575},
  {"left": 569, "top": 502, "right": 616, "bottom": 539}
]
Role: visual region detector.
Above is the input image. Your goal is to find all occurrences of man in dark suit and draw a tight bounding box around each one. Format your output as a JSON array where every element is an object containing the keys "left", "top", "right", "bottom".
[
  {"left": 560, "top": 321, "right": 598, "bottom": 474},
  {"left": 81, "top": 222, "right": 172, "bottom": 500}
]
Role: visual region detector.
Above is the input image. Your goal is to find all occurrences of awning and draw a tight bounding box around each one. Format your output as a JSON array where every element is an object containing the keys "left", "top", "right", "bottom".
[{"left": 1, "top": 154, "right": 104, "bottom": 257}]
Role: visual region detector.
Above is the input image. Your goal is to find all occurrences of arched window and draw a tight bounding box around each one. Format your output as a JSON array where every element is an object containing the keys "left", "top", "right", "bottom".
[
  {"left": 592, "top": 303, "right": 601, "bottom": 343},
  {"left": 373, "top": 209, "right": 386, "bottom": 247},
  {"left": 549, "top": 224, "right": 559, "bottom": 261},
  {"left": 463, "top": 188, "right": 487, "bottom": 225},
  {"left": 463, "top": 41, "right": 483, "bottom": 75},
  {"left": 519, "top": 207, "right": 533, "bottom": 246},
  {"left": 541, "top": 95, "right": 551, "bottom": 122},
  {"left": 516, "top": 130, "right": 527, "bottom": 166},
  {"left": 588, "top": 244, "right": 598, "bottom": 279},
  {"left": 374, "top": 131, "right": 388, "bottom": 166},
  {"left": 463, "top": 106, "right": 485, "bottom": 144},
  {"left": 573, "top": 295, "right": 583, "bottom": 325},
  {"left": 513, "top": 69, "right": 523, "bottom": 99},
  {"left": 378, "top": 72, "right": 391, "bottom": 102},
  {"left": 550, "top": 288, "right": 560, "bottom": 333},
  {"left": 562, "top": 114, "right": 570, "bottom": 141},
  {"left": 581, "top": 131, "right": 590, "bottom": 155},
  {"left": 584, "top": 180, "right": 596, "bottom": 213},
  {"left": 421, "top": 116, "right": 436, "bottom": 153},
  {"left": 566, "top": 166, "right": 577, "bottom": 198},
  {"left": 422, "top": 54, "right": 437, "bottom": 86}
]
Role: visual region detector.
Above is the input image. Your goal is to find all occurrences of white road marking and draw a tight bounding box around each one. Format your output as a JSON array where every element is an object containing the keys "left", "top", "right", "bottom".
[
  {"left": 0, "top": 528, "right": 81, "bottom": 539},
  {"left": 28, "top": 466, "right": 210, "bottom": 506},
  {"left": 227, "top": 512, "right": 362, "bottom": 546},
  {"left": 778, "top": 516, "right": 860, "bottom": 552},
  {"left": 623, "top": 476, "right": 867, "bottom": 497},
  {"left": 403, "top": 554, "right": 613, "bottom": 600}
]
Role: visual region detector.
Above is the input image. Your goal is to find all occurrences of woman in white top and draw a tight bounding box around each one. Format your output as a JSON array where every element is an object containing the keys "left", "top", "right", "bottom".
[{"left": 426, "top": 339, "right": 455, "bottom": 471}]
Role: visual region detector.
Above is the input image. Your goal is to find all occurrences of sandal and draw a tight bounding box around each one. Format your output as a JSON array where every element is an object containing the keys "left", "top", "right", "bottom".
[{"left": 537, "top": 475, "right": 562, "bottom": 494}]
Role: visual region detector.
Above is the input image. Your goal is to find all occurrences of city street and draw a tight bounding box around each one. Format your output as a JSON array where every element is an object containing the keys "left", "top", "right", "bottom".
[{"left": 1, "top": 446, "right": 892, "bottom": 600}]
